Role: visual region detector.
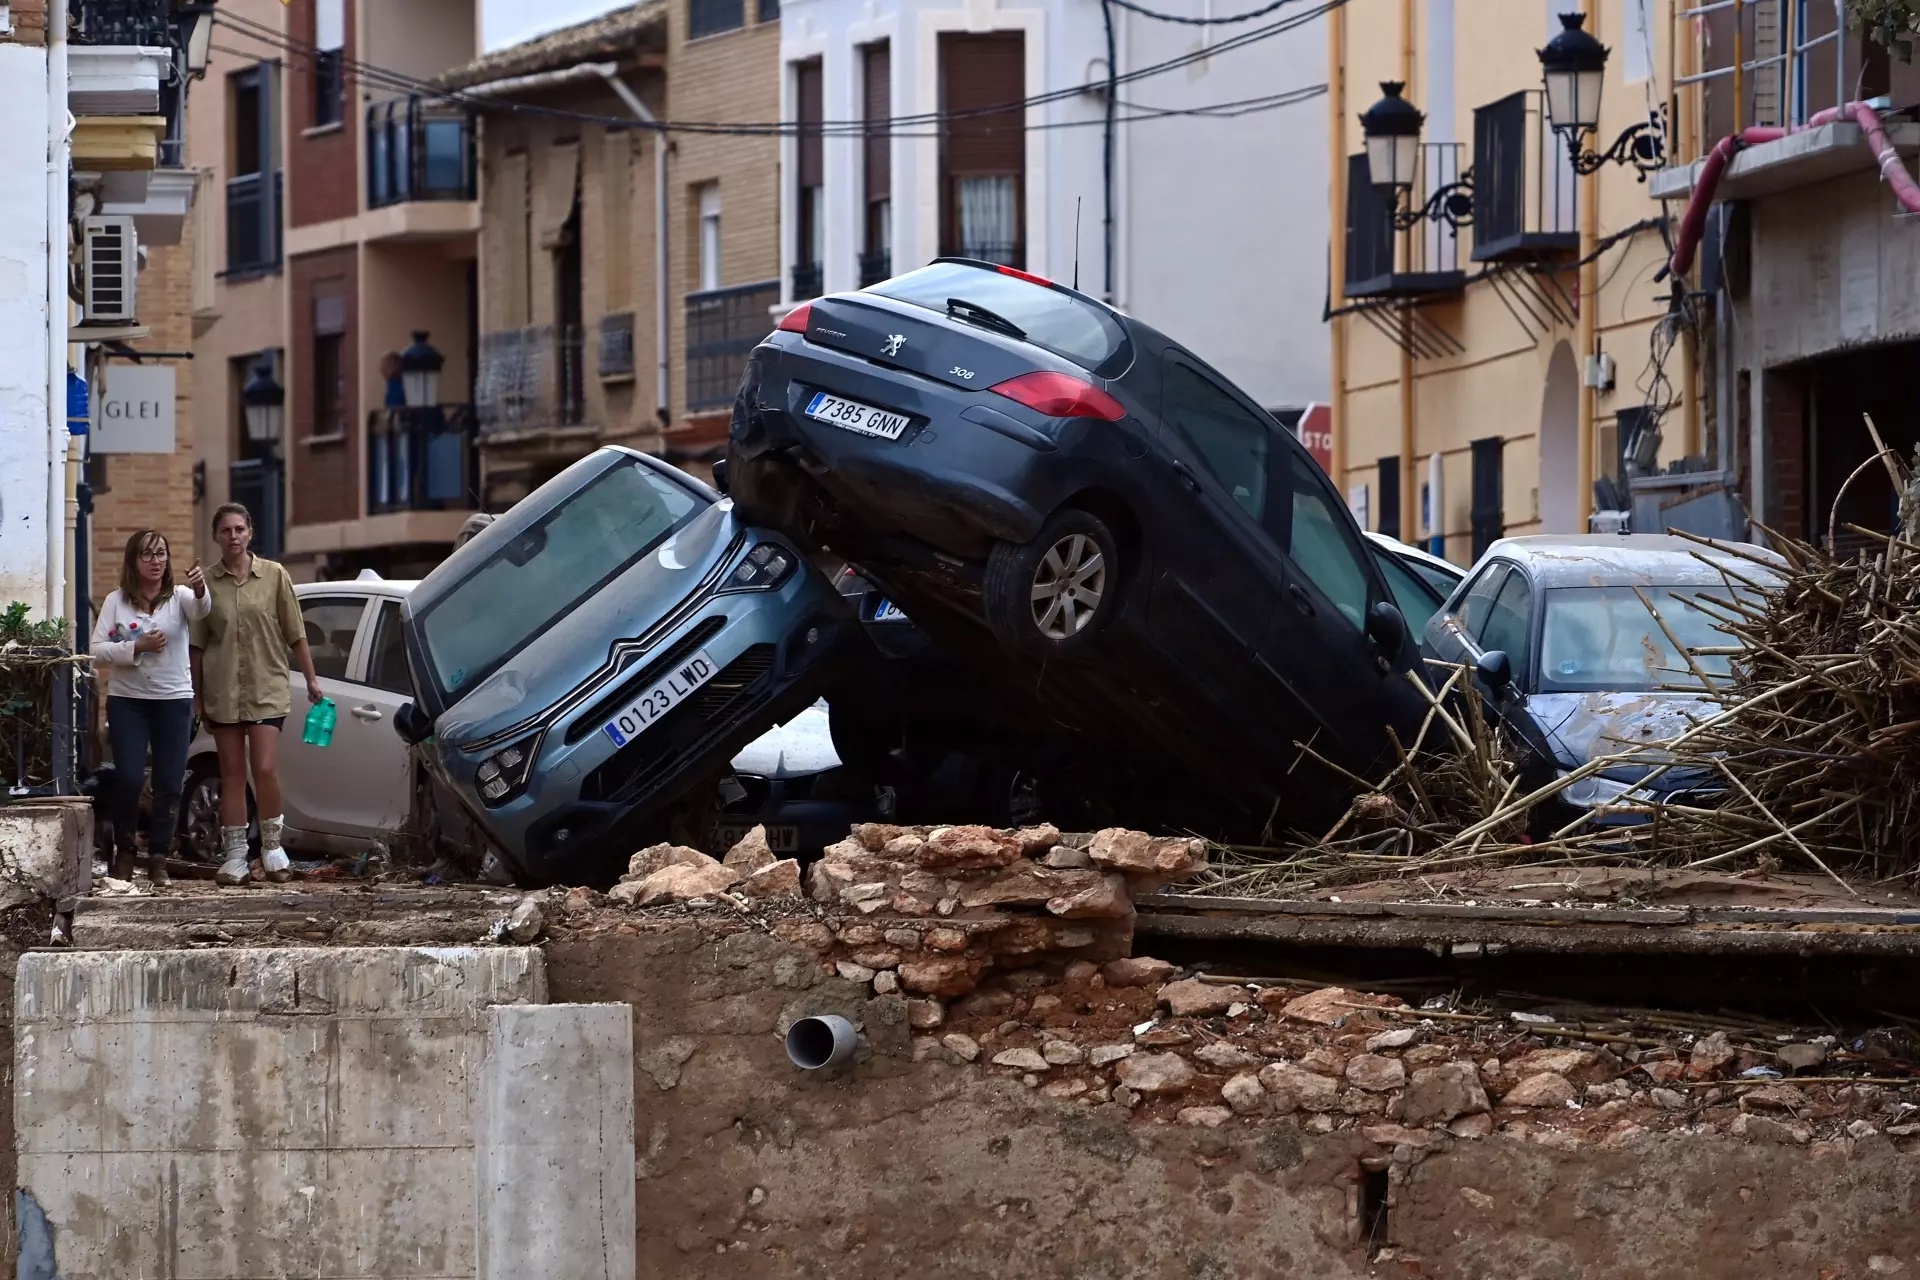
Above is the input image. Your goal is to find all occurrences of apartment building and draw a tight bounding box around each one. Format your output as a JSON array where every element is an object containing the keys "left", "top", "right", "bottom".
[
  {"left": 191, "top": 0, "right": 482, "bottom": 581},
  {"left": 1648, "top": 2, "right": 1920, "bottom": 552},
  {"left": 1329, "top": 0, "right": 1686, "bottom": 564},
  {"left": 446, "top": 0, "right": 778, "bottom": 502},
  {"left": 775, "top": 0, "right": 1330, "bottom": 414}
]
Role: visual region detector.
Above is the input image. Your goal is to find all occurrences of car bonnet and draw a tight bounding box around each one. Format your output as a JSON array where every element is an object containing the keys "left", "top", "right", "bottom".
[
  {"left": 1529, "top": 689, "right": 1721, "bottom": 771},
  {"left": 433, "top": 501, "right": 744, "bottom": 748}
]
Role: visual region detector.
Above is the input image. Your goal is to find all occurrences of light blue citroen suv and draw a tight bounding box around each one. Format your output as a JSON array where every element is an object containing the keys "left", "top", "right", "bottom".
[{"left": 394, "top": 446, "right": 848, "bottom": 885}]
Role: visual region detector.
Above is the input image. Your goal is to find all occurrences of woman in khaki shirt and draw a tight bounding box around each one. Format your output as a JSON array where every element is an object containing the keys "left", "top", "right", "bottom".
[{"left": 188, "top": 502, "right": 323, "bottom": 886}]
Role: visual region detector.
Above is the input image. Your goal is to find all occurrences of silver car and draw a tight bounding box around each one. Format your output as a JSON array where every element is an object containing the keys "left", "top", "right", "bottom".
[{"left": 395, "top": 446, "right": 848, "bottom": 885}]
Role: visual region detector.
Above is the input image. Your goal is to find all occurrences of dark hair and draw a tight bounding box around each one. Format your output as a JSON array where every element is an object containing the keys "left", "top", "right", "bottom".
[
  {"left": 211, "top": 502, "right": 253, "bottom": 536},
  {"left": 119, "top": 529, "right": 174, "bottom": 610}
]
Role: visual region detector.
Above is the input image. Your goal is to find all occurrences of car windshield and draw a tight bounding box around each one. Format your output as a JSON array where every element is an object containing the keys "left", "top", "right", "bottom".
[
  {"left": 416, "top": 460, "right": 702, "bottom": 701},
  {"left": 868, "top": 262, "right": 1128, "bottom": 373},
  {"left": 1539, "top": 584, "right": 1753, "bottom": 692}
]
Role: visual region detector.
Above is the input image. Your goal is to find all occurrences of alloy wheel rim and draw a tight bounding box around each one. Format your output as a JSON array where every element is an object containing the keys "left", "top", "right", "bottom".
[
  {"left": 1029, "top": 534, "right": 1106, "bottom": 640},
  {"left": 184, "top": 776, "right": 221, "bottom": 862}
]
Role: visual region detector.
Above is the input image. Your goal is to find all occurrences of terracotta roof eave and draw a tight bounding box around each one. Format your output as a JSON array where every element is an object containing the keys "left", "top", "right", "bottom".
[{"left": 435, "top": 1, "right": 667, "bottom": 93}]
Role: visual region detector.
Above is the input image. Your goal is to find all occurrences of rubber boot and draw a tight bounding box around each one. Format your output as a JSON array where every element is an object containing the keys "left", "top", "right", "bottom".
[
  {"left": 261, "top": 815, "right": 292, "bottom": 883},
  {"left": 214, "top": 825, "right": 252, "bottom": 886}
]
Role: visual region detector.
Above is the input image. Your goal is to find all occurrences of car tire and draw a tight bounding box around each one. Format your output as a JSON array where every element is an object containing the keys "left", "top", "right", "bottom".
[
  {"left": 983, "top": 509, "right": 1120, "bottom": 654},
  {"left": 179, "top": 758, "right": 227, "bottom": 863}
]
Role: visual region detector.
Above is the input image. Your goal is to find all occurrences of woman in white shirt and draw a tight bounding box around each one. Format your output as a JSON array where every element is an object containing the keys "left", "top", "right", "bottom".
[{"left": 90, "top": 529, "right": 209, "bottom": 883}]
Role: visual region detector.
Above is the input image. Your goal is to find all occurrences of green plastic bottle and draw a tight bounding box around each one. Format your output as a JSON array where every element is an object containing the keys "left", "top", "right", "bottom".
[{"left": 303, "top": 698, "right": 337, "bottom": 747}]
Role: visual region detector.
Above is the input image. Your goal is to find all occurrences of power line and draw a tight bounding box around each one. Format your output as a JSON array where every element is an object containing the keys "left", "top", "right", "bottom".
[
  {"left": 211, "top": 0, "right": 1342, "bottom": 139},
  {"left": 1108, "top": 0, "right": 1310, "bottom": 26}
]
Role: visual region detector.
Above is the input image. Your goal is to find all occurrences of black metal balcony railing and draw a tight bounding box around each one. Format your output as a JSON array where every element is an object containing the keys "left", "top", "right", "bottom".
[
  {"left": 73, "top": 0, "right": 172, "bottom": 45},
  {"left": 790, "top": 262, "right": 823, "bottom": 301},
  {"left": 367, "top": 405, "right": 479, "bottom": 515},
  {"left": 955, "top": 240, "right": 1018, "bottom": 268},
  {"left": 224, "top": 171, "right": 283, "bottom": 275},
  {"left": 1472, "top": 90, "right": 1578, "bottom": 262},
  {"left": 598, "top": 313, "right": 636, "bottom": 380},
  {"left": 1344, "top": 146, "right": 1467, "bottom": 299},
  {"left": 475, "top": 326, "right": 586, "bottom": 435},
  {"left": 857, "top": 251, "right": 891, "bottom": 288},
  {"left": 229, "top": 458, "right": 285, "bottom": 560},
  {"left": 685, "top": 280, "right": 779, "bottom": 412},
  {"left": 367, "top": 97, "right": 477, "bottom": 209}
]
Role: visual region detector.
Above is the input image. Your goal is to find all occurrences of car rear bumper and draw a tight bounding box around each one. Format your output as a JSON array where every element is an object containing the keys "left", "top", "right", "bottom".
[
  {"left": 731, "top": 336, "right": 1067, "bottom": 552},
  {"left": 445, "top": 571, "right": 849, "bottom": 884}
]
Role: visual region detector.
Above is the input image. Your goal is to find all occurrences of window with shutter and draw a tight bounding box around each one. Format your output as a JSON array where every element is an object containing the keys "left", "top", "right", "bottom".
[{"left": 938, "top": 33, "right": 1024, "bottom": 268}]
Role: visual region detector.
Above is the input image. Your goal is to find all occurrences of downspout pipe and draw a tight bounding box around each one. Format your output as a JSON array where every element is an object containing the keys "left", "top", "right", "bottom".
[
  {"left": 1667, "top": 102, "right": 1920, "bottom": 279},
  {"left": 593, "top": 67, "right": 671, "bottom": 428},
  {"left": 46, "top": 0, "right": 70, "bottom": 625}
]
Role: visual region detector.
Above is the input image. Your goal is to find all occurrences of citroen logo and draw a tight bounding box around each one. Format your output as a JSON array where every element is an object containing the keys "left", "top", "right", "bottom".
[{"left": 882, "top": 334, "right": 906, "bottom": 356}]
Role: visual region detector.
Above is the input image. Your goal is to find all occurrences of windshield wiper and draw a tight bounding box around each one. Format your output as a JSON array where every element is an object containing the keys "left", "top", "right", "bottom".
[{"left": 946, "top": 297, "right": 1027, "bottom": 340}]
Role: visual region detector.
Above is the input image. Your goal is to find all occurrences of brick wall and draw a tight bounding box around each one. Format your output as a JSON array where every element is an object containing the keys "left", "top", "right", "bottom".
[
  {"left": 90, "top": 229, "right": 201, "bottom": 609},
  {"left": 4, "top": 0, "right": 47, "bottom": 45},
  {"left": 665, "top": 5, "right": 779, "bottom": 429},
  {"left": 285, "top": 0, "right": 358, "bottom": 228},
  {"left": 288, "top": 246, "right": 359, "bottom": 526}
]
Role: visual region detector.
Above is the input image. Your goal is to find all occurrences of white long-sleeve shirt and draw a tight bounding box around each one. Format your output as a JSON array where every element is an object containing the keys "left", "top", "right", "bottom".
[{"left": 91, "top": 586, "right": 211, "bottom": 700}]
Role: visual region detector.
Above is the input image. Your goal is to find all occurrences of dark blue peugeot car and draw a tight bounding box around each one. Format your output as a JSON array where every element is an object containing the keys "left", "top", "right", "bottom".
[{"left": 727, "top": 259, "right": 1429, "bottom": 835}]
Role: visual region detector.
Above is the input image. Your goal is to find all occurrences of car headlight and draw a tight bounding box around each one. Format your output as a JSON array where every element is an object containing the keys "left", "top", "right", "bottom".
[
  {"left": 1561, "top": 774, "right": 1636, "bottom": 809},
  {"left": 475, "top": 737, "right": 538, "bottom": 807},
  {"left": 719, "top": 542, "right": 798, "bottom": 594}
]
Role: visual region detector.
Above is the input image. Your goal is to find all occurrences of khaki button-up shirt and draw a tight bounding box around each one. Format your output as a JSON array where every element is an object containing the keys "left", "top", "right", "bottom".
[{"left": 190, "top": 556, "right": 303, "bottom": 724}]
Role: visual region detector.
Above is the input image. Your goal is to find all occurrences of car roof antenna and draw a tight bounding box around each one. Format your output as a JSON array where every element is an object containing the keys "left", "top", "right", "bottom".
[{"left": 1072, "top": 197, "right": 1082, "bottom": 292}]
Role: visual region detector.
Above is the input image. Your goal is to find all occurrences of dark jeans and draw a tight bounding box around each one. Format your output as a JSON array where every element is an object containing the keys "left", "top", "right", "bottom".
[{"left": 107, "top": 696, "right": 194, "bottom": 859}]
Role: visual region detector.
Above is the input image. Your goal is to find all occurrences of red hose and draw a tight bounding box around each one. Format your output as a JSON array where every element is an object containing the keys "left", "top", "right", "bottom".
[{"left": 1666, "top": 104, "right": 1920, "bottom": 279}]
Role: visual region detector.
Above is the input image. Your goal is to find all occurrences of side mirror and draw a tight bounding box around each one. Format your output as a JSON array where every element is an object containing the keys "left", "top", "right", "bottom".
[
  {"left": 1364, "top": 600, "right": 1407, "bottom": 655},
  {"left": 1476, "top": 649, "right": 1513, "bottom": 692},
  {"left": 394, "top": 701, "right": 433, "bottom": 746},
  {"left": 711, "top": 459, "right": 731, "bottom": 495}
]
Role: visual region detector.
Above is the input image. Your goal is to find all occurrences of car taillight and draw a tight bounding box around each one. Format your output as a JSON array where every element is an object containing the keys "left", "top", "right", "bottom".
[
  {"left": 987, "top": 371, "right": 1125, "bottom": 421},
  {"left": 995, "top": 264, "right": 1053, "bottom": 287},
  {"left": 776, "top": 301, "right": 813, "bottom": 334}
]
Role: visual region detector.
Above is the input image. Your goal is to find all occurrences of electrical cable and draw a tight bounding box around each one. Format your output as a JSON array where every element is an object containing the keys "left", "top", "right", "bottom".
[
  {"left": 211, "top": 0, "right": 1344, "bottom": 139},
  {"left": 1107, "top": 0, "right": 1310, "bottom": 23}
]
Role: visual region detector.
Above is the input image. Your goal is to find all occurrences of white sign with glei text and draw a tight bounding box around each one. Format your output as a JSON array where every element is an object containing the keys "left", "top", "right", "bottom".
[{"left": 92, "top": 364, "right": 176, "bottom": 454}]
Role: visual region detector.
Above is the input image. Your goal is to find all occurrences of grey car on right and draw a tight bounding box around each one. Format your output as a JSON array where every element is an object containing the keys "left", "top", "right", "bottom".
[{"left": 1422, "top": 534, "right": 1782, "bottom": 833}]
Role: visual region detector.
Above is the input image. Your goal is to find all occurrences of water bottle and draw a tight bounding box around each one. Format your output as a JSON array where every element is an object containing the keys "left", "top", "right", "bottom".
[{"left": 303, "top": 698, "right": 337, "bottom": 748}]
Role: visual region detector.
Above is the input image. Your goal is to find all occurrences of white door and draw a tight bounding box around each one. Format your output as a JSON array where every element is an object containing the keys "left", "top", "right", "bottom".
[
  {"left": 323, "top": 596, "right": 416, "bottom": 839},
  {"left": 278, "top": 592, "right": 370, "bottom": 836}
]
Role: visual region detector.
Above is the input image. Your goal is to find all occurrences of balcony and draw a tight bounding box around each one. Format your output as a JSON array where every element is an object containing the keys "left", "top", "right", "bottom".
[
  {"left": 368, "top": 97, "right": 477, "bottom": 210},
  {"left": 858, "top": 250, "right": 891, "bottom": 288},
  {"left": 1343, "top": 146, "right": 1468, "bottom": 299},
  {"left": 73, "top": 0, "right": 173, "bottom": 47},
  {"left": 475, "top": 325, "right": 586, "bottom": 436},
  {"left": 224, "top": 171, "right": 283, "bottom": 275},
  {"left": 68, "top": 43, "right": 170, "bottom": 115},
  {"left": 1471, "top": 91, "right": 1577, "bottom": 262},
  {"left": 685, "top": 280, "right": 778, "bottom": 412},
  {"left": 790, "top": 261, "right": 823, "bottom": 301},
  {"left": 367, "top": 406, "right": 479, "bottom": 515}
]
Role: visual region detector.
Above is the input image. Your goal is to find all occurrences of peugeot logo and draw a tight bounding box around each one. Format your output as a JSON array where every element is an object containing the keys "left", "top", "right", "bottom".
[{"left": 882, "top": 334, "right": 906, "bottom": 356}]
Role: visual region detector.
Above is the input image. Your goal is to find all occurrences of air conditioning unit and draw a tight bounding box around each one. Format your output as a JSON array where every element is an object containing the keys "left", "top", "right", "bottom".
[{"left": 82, "top": 215, "right": 139, "bottom": 325}]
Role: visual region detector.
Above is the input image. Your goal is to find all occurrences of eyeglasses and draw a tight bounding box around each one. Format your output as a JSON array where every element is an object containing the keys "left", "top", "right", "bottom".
[{"left": 138, "top": 549, "right": 169, "bottom": 562}]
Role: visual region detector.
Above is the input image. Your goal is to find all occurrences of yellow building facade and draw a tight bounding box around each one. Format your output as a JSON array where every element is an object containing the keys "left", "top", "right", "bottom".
[{"left": 1328, "top": 0, "right": 1702, "bottom": 566}]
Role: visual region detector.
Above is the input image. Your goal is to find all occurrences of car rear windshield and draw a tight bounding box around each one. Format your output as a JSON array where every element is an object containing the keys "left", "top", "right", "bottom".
[
  {"left": 1539, "top": 584, "right": 1755, "bottom": 692},
  {"left": 416, "top": 460, "right": 703, "bottom": 701},
  {"left": 868, "top": 262, "right": 1128, "bottom": 373}
]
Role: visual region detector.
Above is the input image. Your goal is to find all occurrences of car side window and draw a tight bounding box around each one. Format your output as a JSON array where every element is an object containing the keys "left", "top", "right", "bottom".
[
  {"left": 1457, "top": 565, "right": 1509, "bottom": 641},
  {"left": 1374, "top": 549, "right": 1442, "bottom": 634},
  {"left": 1162, "top": 363, "right": 1270, "bottom": 521},
  {"left": 299, "top": 597, "right": 367, "bottom": 682},
  {"left": 1286, "top": 455, "right": 1374, "bottom": 630},
  {"left": 1480, "top": 571, "right": 1535, "bottom": 686},
  {"left": 365, "top": 600, "right": 412, "bottom": 696}
]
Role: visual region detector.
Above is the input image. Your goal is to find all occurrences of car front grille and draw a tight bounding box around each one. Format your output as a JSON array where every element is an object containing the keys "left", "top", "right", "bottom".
[
  {"left": 581, "top": 643, "right": 780, "bottom": 805},
  {"left": 566, "top": 616, "right": 728, "bottom": 745}
]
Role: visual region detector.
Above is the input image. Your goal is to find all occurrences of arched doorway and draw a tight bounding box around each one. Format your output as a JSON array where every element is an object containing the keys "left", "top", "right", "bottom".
[{"left": 1539, "top": 341, "right": 1580, "bottom": 533}]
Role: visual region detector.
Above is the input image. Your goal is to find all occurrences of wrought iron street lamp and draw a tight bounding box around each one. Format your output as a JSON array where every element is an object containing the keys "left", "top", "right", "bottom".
[
  {"left": 241, "top": 355, "right": 283, "bottom": 447},
  {"left": 399, "top": 331, "right": 444, "bottom": 409},
  {"left": 1359, "top": 82, "right": 1474, "bottom": 232},
  {"left": 175, "top": 4, "right": 217, "bottom": 76},
  {"left": 1538, "top": 13, "right": 1666, "bottom": 178}
]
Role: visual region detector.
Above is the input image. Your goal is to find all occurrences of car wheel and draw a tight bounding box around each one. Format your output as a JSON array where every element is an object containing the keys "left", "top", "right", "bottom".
[
  {"left": 983, "top": 509, "right": 1119, "bottom": 654},
  {"left": 179, "top": 759, "right": 225, "bottom": 863}
]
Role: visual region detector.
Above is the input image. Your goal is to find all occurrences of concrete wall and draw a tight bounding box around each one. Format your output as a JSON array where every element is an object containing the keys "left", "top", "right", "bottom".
[
  {"left": 0, "top": 43, "right": 54, "bottom": 615},
  {"left": 14, "top": 947, "right": 557, "bottom": 1280}
]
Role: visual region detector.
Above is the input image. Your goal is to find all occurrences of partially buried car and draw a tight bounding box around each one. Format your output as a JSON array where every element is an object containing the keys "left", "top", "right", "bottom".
[
  {"left": 394, "top": 446, "right": 848, "bottom": 885},
  {"left": 727, "top": 258, "right": 1430, "bottom": 836},
  {"left": 1421, "top": 534, "right": 1782, "bottom": 832}
]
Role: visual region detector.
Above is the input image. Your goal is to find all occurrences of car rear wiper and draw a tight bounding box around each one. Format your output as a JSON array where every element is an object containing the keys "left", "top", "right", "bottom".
[{"left": 946, "top": 297, "right": 1027, "bottom": 340}]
